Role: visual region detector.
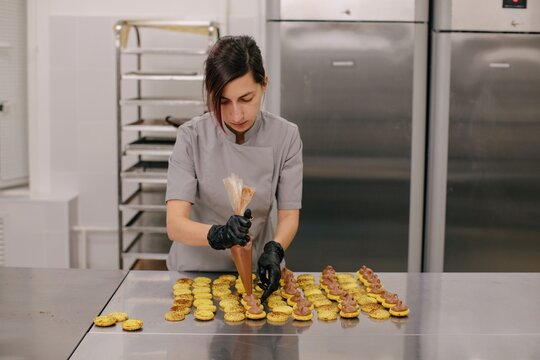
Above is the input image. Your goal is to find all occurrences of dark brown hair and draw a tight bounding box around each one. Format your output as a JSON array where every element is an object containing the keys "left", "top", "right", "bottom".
[{"left": 204, "top": 35, "right": 266, "bottom": 128}]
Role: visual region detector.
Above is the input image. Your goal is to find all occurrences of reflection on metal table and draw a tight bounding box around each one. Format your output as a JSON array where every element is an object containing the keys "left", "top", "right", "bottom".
[
  {"left": 0, "top": 267, "right": 127, "bottom": 360},
  {"left": 71, "top": 271, "right": 540, "bottom": 359}
]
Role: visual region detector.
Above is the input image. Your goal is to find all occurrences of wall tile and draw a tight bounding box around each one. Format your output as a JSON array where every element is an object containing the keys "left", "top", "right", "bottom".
[
  {"left": 50, "top": 68, "right": 79, "bottom": 174},
  {"left": 50, "top": 16, "right": 77, "bottom": 69},
  {"left": 76, "top": 69, "right": 116, "bottom": 123},
  {"left": 78, "top": 170, "right": 117, "bottom": 226},
  {"left": 76, "top": 16, "right": 116, "bottom": 70}
]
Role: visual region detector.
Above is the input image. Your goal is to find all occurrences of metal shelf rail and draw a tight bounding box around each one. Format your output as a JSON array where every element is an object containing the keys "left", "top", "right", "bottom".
[{"left": 114, "top": 19, "right": 219, "bottom": 269}]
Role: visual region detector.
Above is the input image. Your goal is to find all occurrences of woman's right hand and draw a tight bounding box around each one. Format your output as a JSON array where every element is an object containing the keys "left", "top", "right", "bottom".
[{"left": 207, "top": 209, "right": 252, "bottom": 250}]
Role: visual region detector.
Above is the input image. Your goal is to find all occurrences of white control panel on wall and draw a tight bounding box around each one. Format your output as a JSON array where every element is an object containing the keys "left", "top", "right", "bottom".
[{"left": 0, "top": 0, "right": 28, "bottom": 189}]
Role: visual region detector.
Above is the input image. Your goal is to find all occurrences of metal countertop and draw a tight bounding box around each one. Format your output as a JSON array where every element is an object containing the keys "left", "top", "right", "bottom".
[
  {"left": 0, "top": 267, "right": 127, "bottom": 360},
  {"left": 71, "top": 271, "right": 540, "bottom": 359}
]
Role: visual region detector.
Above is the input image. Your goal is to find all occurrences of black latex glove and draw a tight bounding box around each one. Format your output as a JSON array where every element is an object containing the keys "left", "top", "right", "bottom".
[
  {"left": 257, "top": 240, "right": 285, "bottom": 302},
  {"left": 207, "top": 209, "right": 252, "bottom": 250}
]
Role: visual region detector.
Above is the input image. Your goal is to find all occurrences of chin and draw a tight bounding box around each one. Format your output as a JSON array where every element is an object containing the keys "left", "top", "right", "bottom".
[{"left": 234, "top": 123, "right": 251, "bottom": 132}]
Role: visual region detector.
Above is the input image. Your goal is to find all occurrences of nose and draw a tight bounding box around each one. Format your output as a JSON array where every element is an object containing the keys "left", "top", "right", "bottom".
[{"left": 228, "top": 103, "right": 243, "bottom": 124}]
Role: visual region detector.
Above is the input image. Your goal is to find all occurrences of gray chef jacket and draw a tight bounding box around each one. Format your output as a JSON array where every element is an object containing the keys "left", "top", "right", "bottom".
[{"left": 166, "top": 110, "right": 303, "bottom": 271}]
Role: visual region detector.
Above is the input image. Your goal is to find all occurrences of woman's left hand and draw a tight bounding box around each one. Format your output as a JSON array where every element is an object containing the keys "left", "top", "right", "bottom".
[{"left": 257, "top": 241, "right": 284, "bottom": 302}]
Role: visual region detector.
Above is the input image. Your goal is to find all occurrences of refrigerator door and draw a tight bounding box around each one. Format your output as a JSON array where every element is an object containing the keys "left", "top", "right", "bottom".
[
  {"left": 434, "top": 0, "right": 540, "bottom": 32},
  {"left": 276, "top": 21, "right": 425, "bottom": 271},
  {"left": 444, "top": 33, "right": 540, "bottom": 271}
]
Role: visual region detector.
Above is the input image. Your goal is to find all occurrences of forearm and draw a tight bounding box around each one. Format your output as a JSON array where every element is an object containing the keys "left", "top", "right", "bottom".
[
  {"left": 273, "top": 209, "right": 299, "bottom": 250},
  {"left": 167, "top": 217, "right": 212, "bottom": 247},
  {"left": 166, "top": 200, "right": 211, "bottom": 247}
]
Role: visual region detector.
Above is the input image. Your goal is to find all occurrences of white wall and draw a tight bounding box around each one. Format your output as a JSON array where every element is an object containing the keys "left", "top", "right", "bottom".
[{"left": 22, "top": 0, "right": 266, "bottom": 269}]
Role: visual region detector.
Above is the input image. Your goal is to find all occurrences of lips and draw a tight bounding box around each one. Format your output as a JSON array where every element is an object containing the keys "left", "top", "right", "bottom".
[
  {"left": 233, "top": 121, "right": 248, "bottom": 127},
  {"left": 231, "top": 121, "right": 249, "bottom": 130}
]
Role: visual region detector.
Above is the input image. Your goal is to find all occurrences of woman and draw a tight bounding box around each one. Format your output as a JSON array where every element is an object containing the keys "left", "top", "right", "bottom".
[{"left": 166, "top": 35, "right": 303, "bottom": 300}]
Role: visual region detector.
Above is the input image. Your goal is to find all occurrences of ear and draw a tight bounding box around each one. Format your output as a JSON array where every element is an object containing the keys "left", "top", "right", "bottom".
[{"left": 262, "top": 75, "right": 269, "bottom": 89}]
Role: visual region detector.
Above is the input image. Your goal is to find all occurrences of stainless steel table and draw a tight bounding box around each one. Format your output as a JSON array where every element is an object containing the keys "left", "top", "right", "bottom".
[
  {"left": 0, "top": 267, "right": 127, "bottom": 360},
  {"left": 70, "top": 271, "right": 540, "bottom": 359}
]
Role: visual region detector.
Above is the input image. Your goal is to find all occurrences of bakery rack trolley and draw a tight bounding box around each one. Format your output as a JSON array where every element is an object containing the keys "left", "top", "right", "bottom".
[{"left": 114, "top": 20, "right": 220, "bottom": 269}]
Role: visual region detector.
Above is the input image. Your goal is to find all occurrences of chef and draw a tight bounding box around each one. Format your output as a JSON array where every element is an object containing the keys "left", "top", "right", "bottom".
[{"left": 166, "top": 35, "right": 303, "bottom": 300}]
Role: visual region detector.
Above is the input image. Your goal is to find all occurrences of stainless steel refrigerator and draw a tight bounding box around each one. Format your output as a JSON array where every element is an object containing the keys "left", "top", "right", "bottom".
[
  {"left": 266, "top": 0, "right": 428, "bottom": 271},
  {"left": 426, "top": 0, "right": 540, "bottom": 271}
]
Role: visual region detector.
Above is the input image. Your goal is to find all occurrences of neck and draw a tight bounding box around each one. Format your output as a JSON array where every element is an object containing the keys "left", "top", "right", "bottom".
[
  {"left": 224, "top": 122, "right": 247, "bottom": 144},
  {"left": 235, "top": 134, "right": 245, "bottom": 144}
]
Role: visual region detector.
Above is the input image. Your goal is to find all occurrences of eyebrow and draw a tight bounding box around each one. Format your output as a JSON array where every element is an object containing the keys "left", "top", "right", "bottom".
[{"left": 221, "top": 91, "right": 254, "bottom": 101}]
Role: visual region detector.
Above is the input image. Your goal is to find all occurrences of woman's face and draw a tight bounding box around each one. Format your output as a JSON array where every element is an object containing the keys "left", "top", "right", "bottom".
[{"left": 220, "top": 71, "right": 267, "bottom": 136}]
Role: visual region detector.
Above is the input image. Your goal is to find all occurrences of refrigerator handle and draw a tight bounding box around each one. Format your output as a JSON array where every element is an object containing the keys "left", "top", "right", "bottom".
[
  {"left": 331, "top": 60, "right": 355, "bottom": 67},
  {"left": 408, "top": 24, "right": 428, "bottom": 273},
  {"left": 424, "top": 32, "right": 451, "bottom": 273}
]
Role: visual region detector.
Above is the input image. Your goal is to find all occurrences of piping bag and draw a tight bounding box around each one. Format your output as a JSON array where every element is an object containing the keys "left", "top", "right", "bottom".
[{"left": 223, "top": 173, "right": 255, "bottom": 296}]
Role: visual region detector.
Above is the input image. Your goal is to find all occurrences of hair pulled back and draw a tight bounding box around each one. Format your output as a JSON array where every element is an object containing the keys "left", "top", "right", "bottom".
[{"left": 204, "top": 35, "right": 266, "bottom": 127}]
